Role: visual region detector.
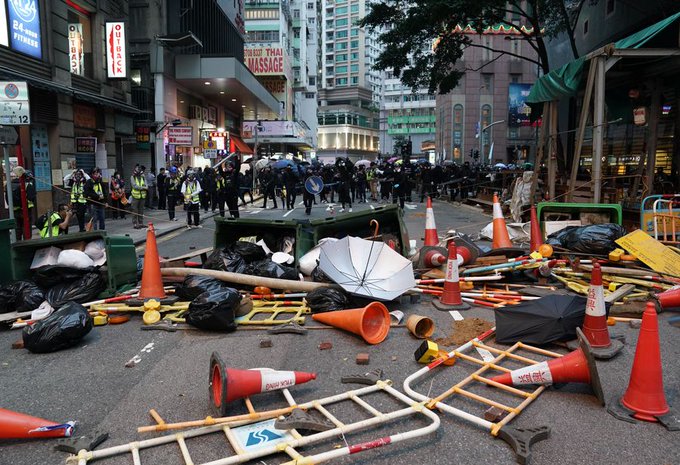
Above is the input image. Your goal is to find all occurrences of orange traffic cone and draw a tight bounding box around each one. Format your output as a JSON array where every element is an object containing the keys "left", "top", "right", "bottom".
[
  {"left": 209, "top": 352, "right": 316, "bottom": 416},
  {"left": 492, "top": 194, "right": 513, "bottom": 249},
  {"left": 529, "top": 205, "right": 543, "bottom": 252},
  {"left": 491, "top": 328, "right": 604, "bottom": 404},
  {"left": 580, "top": 263, "right": 623, "bottom": 359},
  {"left": 424, "top": 197, "right": 439, "bottom": 246},
  {"left": 432, "top": 242, "right": 470, "bottom": 311},
  {"left": 620, "top": 302, "right": 669, "bottom": 422},
  {"left": 312, "top": 302, "right": 390, "bottom": 344},
  {"left": 0, "top": 408, "right": 75, "bottom": 439},
  {"left": 655, "top": 285, "right": 680, "bottom": 310},
  {"left": 138, "top": 223, "right": 167, "bottom": 300}
]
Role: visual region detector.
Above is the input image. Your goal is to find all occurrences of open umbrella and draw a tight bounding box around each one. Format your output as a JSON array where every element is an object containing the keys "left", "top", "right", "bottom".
[
  {"left": 272, "top": 159, "right": 295, "bottom": 170},
  {"left": 318, "top": 236, "right": 415, "bottom": 301},
  {"left": 495, "top": 294, "right": 588, "bottom": 345},
  {"left": 355, "top": 159, "right": 372, "bottom": 168},
  {"left": 387, "top": 156, "right": 399, "bottom": 164}
]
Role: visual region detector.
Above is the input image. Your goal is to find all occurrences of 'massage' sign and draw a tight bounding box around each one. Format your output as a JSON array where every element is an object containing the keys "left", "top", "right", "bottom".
[{"left": 244, "top": 47, "right": 286, "bottom": 76}]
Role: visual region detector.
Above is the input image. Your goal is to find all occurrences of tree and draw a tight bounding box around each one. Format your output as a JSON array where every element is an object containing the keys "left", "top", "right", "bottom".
[{"left": 361, "top": 0, "right": 581, "bottom": 94}]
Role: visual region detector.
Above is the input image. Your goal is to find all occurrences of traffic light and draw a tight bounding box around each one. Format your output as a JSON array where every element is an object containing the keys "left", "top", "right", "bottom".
[{"left": 473, "top": 150, "right": 480, "bottom": 160}]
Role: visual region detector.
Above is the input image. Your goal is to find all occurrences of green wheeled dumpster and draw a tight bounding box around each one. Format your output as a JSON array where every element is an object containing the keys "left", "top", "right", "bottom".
[{"left": 0, "top": 218, "right": 16, "bottom": 284}]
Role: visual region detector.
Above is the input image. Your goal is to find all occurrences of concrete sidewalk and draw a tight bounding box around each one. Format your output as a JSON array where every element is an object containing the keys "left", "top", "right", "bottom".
[{"left": 103, "top": 207, "right": 219, "bottom": 246}]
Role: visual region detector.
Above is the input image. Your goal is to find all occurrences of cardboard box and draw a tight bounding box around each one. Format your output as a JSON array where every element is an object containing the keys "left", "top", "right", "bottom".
[
  {"left": 544, "top": 220, "right": 582, "bottom": 238},
  {"left": 30, "top": 246, "right": 61, "bottom": 270}
]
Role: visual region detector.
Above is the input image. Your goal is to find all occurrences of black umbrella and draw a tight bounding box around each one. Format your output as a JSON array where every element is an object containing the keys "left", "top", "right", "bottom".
[{"left": 495, "top": 294, "right": 587, "bottom": 345}]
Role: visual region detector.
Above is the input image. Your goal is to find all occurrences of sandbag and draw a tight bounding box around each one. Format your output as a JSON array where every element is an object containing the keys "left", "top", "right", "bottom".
[
  {"left": 305, "top": 287, "right": 350, "bottom": 313},
  {"left": 22, "top": 302, "right": 93, "bottom": 353},
  {"left": 185, "top": 289, "right": 240, "bottom": 331},
  {"left": 45, "top": 272, "right": 107, "bottom": 308},
  {"left": 175, "top": 275, "right": 234, "bottom": 301},
  {"left": 546, "top": 223, "right": 627, "bottom": 255},
  {"left": 33, "top": 266, "right": 96, "bottom": 288},
  {"left": 244, "top": 259, "right": 298, "bottom": 281},
  {"left": 0, "top": 281, "right": 45, "bottom": 314}
]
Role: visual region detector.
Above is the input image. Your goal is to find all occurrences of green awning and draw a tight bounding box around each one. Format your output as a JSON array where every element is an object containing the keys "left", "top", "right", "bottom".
[{"left": 527, "top": 10, "right": 680, "bottom": 104}]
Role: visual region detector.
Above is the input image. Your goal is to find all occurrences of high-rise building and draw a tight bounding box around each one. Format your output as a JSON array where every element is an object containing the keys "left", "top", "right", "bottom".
[
  {"left": 436, "top": 23, "right": 539, "bottom": 164},
  {"left": 316, "top": 0, "right": 381, "bottom": 162},
  {"left": 241, "top": 0, "right": 317, "bottom": 156}
]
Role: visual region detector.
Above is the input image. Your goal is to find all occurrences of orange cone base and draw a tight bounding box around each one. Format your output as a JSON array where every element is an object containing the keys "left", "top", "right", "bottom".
[
  {"left": 607, "top": 397, "right": 679, "bottom": 430},
  {"left": 432, "top": 298, "right": 470, "bottom": 311},
  {"left": 566, "top": 335, "right": 624, "bottom": 360}
]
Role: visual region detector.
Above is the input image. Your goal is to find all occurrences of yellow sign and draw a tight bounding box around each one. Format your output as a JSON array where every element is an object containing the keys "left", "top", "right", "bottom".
[
  {"left": 203, "top": 140, "right": 216, "bottom": 149},
  {"left": 615, "top": 229, "right": 680, "bottom": 276}
]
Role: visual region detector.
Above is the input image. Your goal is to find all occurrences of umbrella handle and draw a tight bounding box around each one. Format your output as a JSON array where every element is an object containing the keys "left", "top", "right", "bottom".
[{"left": 370, "top": 219, "right": 379, "bottom": 238}]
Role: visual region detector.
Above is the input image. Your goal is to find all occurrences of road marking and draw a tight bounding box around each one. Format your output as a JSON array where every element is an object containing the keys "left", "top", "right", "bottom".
[
  {"left": 125, "top": 342, "right": 155, "bottom": 368},
  {"left": 449, "top": 311, "right": 464, "bottom": 321},
  {"left": 405, "top": 204, "right": 418, "bottom": 210},
  {"left": 283, "top": 208, "right": 295, "bottom": 217},
  {"left": 249, "top": 209, "right": 261, "bottom": 215}
]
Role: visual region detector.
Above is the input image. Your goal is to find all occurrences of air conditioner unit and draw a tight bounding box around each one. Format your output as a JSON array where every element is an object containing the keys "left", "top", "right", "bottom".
[{"left": 189, "top": 105, "right": 203, "bottom": 120}]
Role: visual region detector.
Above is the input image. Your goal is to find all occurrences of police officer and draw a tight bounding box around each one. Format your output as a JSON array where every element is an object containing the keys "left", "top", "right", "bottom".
[
  {"left": 260, "top": 166, "right": 277, "bottom": 209},
  {"left": 70, "top": 169, "right": 88, "bottom": 232},
  {"left": 39, "top": 204, "right": 73, "bottom": 238},
  {"left": 130, "top": 165, "right": 148, "bottom": 229},
  {"left": 223, "top": 159, "right": 241, "bottom": 218},
  {"left": 214, "top": 168, "right": 226, "bottom": 217},
  {"left": 181, "top": 169, "right": 202, "bottom": 228},
  {"left": 165, "top": 166, "right": 181, "bottom": 221},
  {"left": 85, "top": 167, "right": 106, "bottom": 230}
]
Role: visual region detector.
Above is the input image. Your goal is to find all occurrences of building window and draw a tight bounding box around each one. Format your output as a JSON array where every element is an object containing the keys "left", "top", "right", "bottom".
[
  {"left": 335, "top": 41, "right": 348, "bottom": 50},
  {"left": 510, "top": 38, "right": 520, "bottom": 61},
  {"left": 336, "top": 18, "right": 348, "bottom": 27},
  {"left": 306, "top": 92, "right": 315, "bottom": 98},
  {"left": 335, "top": 53, "right": 347, "bottom": 62},
  {"left": 336, "top": 30, "right": 348, "bottom": 38},
  {"left": 336, "top": 77, "right": 348, "bottom": 86},
  {"left": 336, "top": 6, "right": 348, "bottom": 14},
  {"left": 351, "top": 28, "right": 359, "bottom": 36},
  {"left": 336, "top": 65, "right": 347, "bottom": 73},
  {"left": 350, "top": 52, "right": 359, "bottom": 60},
  {"left": 510, "top": 74, "right": 520, "bottom": 84},
  {"left": 350, "top": 40, "right": 359, "bottom": 49},
  {"left": 350, "top": 64, "right": 358, "bottom": 72},
  {"left": 294, "top": 29, "right": 300, "bottom": 38},
  {"left": 481, "top": 35, "right": 493, "bottom": 62},
  {"left": 309, "top": 76, "right": 316, "bottom": 85},
  {"left": 351, "top": 4, "right": 359, "bottom": 13},
  {"left": 307, "top": 2, "right": 314, "bottom": 9},
  {"left": 246, "top": 30, "right": 280, "bottom": 42},
  {"left": 481, "top": 74, "right": 493, "bottom": 93},
  {"left": 68, "top": 7, "right": 93, "bottom": 77},
  {"left": 326, "top": 20, "right": 333, "bottom": 28},
  {"left": 453, "top": 104, "right": 463, "bottom": 125},
  {"left": 131, "top": 69, "right": 142, "bottom": 86}
]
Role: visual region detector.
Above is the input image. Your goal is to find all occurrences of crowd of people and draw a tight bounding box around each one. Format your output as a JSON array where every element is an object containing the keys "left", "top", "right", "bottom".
[{"left": 16, "top": 155, "right": 518, "bottom": 239}]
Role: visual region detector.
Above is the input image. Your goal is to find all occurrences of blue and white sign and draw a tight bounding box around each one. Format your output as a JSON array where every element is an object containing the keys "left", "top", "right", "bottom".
[
  {"left": 7, "top": 0, "right": 42, "bottom": 59},
  {"left": 305, "top": 175, "right": 324, "bottom": 195},
  {"left": 232, "top": 419, "right": 293, "bottom": 453}
]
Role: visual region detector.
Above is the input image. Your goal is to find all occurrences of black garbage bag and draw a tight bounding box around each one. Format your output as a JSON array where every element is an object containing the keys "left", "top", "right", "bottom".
[
  {"left": 45, "top": 272, "right": 107, "bottom": 308},
  {"left": 311, "top": 266, "right": 332, "bottom": 283},
  {"left": 546, "top": 223, "right": 627, "bottom": 255},
  {"left": 305, "top": 287, "right": 350, "bottom": 313},
  {"left": 175, "top": 275, "right": 232, "bottom": 301},
  {"left": 495, "top": 295, "right": 588, "bottom": 345},
  {"left": 0, "top": 281, "right": 45, "bottom": 314},
  {"left": 229, "top": 241, "right": 266, "bottom": 262},
  {"left": 185, "top": 289, "right": 240, "bottom": 331},
  {"left": 22, "top": 302, "right": 93, "bottom": 353},
  {"left": 203, "top": 248, "right": 247, "bottom": 274},
  {"left": 244, "top": 259, "right": 298, "bottom": 280},
  {"left": 33, "top": 266, "right": 96, "bottom": 288}
]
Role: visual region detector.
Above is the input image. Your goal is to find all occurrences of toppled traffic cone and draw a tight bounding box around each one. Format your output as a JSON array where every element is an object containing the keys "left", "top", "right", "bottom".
[
  {"left": 580, "top": 262, "right": 623, "bottom": 359},
  {"left": 416, "top": 246, "right": 448, "bottom": 269},
  {"left": 529, "top": 205, "right": 543, "bottom": 253},
  {"left": 312, "top": 302, "right": 391, "bottom": 344},
  {"left": 607, "top": 303, "right": 678, "bottom": 430},
  {"left": 424, "top": 197, "right": 439, "bottom": 246},
  {"left": 432, "top": 242, "right": 470, "bottom": 311},
  {"left": 492, "top": 194, "right": 513, "bottom": 249},
  {"left": 491, "top": 328, "right": 604, "bottom": 405},
  {"left": 209, "top": 352, "right": 316, "bottom": 416},
  {"left": 138, "top": 223, "right": 167, "bottom": 300},
  {"left": 655, "top": 285, "right": 680, "bottom": 310},
  {"left": 0, "top": 408, "right": 75, "bottom": 439}
]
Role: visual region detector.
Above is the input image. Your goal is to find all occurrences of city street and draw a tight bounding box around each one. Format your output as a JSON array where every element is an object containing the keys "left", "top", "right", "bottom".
[{"left": 1, "top": 199, "right": 678, "bottom": 465}]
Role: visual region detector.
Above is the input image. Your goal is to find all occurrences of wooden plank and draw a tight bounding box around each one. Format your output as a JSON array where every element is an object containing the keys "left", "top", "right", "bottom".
[{"left": 604, "top": 284, "right": 636, "bottom": 303}]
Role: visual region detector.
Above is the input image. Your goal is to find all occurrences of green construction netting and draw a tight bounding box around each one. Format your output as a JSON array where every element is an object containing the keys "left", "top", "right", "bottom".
[{"left": 527, "top": 10, "right": 680, "bottom": 104}]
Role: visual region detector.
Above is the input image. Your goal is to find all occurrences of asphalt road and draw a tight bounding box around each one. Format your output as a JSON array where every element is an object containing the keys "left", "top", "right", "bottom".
[{"left": 1, "top": 199, "right": 678, "bottom": 465}]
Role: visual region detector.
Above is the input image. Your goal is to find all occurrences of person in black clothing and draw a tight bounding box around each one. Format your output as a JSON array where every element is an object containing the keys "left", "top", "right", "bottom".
[
  {"left": 200, "top": 167, "right": 215, "bottom": 213},
  {"left": 214, "top": 169, "right": 226, "bottom": 217},
  {"left": 419, "top": 164, "right": 434, "bottom": 202},
  {"left": 336, "top": 157, "right": 354, "bottom": 212},
  {"left": 282, "top": 166, "right": 298, "bottom": 210},
  {"left": 239, "top": 169, "right": 254, "bottom": 206},
  {"left": 380, "top": 164, "right": 393, "bottom": 202},
  {"left": 392, "top": 165, "right": 407, "bottom": 209},
  {"left": 156, "top": 167, "right": 167, "bottom": 210},
  {"left": 165, "top": 166, "right": 181, "bottom": 221},
  {"left": 260, "top": 166, "right": 278, "bottom": 209},
  {"left": 303, "top": 170, "right": 316, "bottom": 215},
  {"left": 223, "top": 159, "right": 241, "bottom": 218},
  {"left": 355, "top": 166, "right": 367, "bottom": 203},
  {"left": 84, "top": 167, "right": 107, "bottom": 230},
  {"left": 11, "top": 171, "right": 36, "bottom": 240}
]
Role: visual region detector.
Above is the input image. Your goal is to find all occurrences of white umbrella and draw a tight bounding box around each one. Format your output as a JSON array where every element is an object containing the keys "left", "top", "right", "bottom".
[
  {"left": 319, "top": 236, "right": 416, "bottom": 301},
  {"left": 355, "top": 159, "right": 372, "bottom": 168}
]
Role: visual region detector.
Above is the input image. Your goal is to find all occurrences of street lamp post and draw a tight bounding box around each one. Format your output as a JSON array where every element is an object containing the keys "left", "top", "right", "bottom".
[{"left": 481, "top": 120, "right": 505, "bottom": 163}]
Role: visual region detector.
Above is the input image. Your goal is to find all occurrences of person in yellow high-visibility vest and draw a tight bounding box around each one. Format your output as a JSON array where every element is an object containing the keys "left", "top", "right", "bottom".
[
  {"left": 69, "top": 169, "right": 87, "bottom": 232},
  {"left": 130, "top": 165, "right": 148, "bottom": 229},
  {"left": 38, "top": 204, "right": 72, "bottom": 238},
  {"left": 180, "top": 169, "right": 202, "bottom": 229}
]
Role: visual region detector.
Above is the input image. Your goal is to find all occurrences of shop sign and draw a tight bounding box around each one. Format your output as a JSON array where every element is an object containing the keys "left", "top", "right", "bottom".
[
  {"left": 31, "top": 124, "right": 51, "bottom": 191},
  {"left": 0, "top": 81, "right": 30, "bottom": 125},
  {"left": 105, "top": 22, "right": 127, "bottom": 78},
  {"left": 136, "top": 125, "right": 150, "bottom": 150},
  {"left": 244, "top": 46, "right": 286, "bottom": 76},
  {"left": 68, "top": 23, "right": 84, "bottom": 75},
  {"left": 204, "top": 148, "right": 218, "bottom": 159},
  {"left": 7, "top": 0, "right": 42, "bottom": 59},
  {"left": 76, "top": 137, "right": 97, "bottom": 153},
  {"left": 508, "top": 83, "right": 533, "bottom": 127},
  {"left": 633, "top": 107, "right": 646, "bottom": 126},
  {"left": 73, "top": 104, "right": 97, "bottom": 129},
  {"left": 167, "top": 126, "right": 193, "bottom": 146}
]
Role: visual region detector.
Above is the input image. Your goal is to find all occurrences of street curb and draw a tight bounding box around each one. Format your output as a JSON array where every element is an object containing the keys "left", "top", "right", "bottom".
[{"left": 132, "top": 211, "right": 219, "bottom": 246}]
